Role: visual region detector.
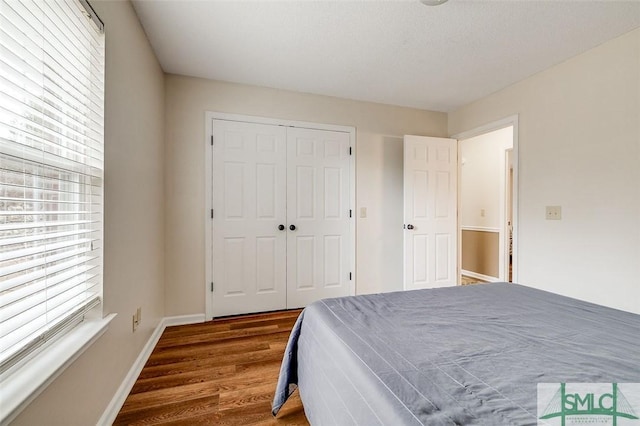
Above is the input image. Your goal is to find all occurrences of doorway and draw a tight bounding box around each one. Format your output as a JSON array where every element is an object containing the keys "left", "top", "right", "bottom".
[{"left": 455, "top": 117, "right": 518, "bottom": 285}]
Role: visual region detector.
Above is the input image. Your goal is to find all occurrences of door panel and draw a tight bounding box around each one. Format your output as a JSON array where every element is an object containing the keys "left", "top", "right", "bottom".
[
  {"left": 435, "top": 233, "right": 451, "bottom": 281},
  {"left": 223, "top": 237, "right": 245, "bottom": 295},
  {"left": 296, "top": 166, "right": 315, "bottom": 219},
  {"left": 324, "top": 168, "right": 342, "bottom": 218},
  {"left": 324, "top": 235, "right": 341, "bottom": 287},
  {"left": 404, "top": 135, "right": 457, "bottom": 290},
  {"left": 223, "top": 162, "right": 244, "bottom": 218},
  {"left": 413, "top": 170, "right": 429, "bottom": 218},
  {"left": 287, "top": 127, "right": 350, "bottom": 308},
  {"left": 413, "top": 235, "right": 428, "bottom": 285},
  {"left": 296, "top": 236, "right": 315, "bottom": 290},
  {"left": 256, "top": 236, "right": 277, "bottom": 293},
  {"left": 256, "top": 164, "right": 276, "bottom": 219},
  {"left": 212, "top": 120, "right": 287, "bottom": 316}
]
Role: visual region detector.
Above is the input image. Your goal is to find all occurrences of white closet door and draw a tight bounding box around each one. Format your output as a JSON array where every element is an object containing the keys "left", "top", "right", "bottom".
[
  {"left": 403, "top": 135, "right": 458, "bottom": 290},
  {"left": 286, "top": 127, "right": 351, "bottom": 308},
  {"left": 212, "top": 120, "right": 287, "bottom": 316}
]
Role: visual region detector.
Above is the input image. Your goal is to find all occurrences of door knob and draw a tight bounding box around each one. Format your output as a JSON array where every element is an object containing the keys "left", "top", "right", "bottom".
[
  {"left": 278, "top": 224, "right": 285, "bottom": 231},
  {"left": 407, "top": 224, "right": 415, "bottom": 230},
  {"left": 289, "top": 224, "right": 296, "bottom": 231}
]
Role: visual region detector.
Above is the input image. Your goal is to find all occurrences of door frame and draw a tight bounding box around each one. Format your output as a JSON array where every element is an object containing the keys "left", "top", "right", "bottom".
[
  {"left": 505, "top": 148, "right": 514, "bottom": 281},
  {"left": 451, "top": 115, "right": 519, "bottom": 284},
  {"left": 204, "top": 111, "right": 356, "bottom": 319}
]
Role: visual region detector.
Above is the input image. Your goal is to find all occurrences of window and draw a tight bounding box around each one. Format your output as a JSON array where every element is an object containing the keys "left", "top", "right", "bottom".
[{"left": 0, "top": 0, "right": 104, "bottom": 375}]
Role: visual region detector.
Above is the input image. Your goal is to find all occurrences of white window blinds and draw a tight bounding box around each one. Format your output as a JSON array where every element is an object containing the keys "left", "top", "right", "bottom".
[{"left": 0, "top": 0, "right": 104, "bottom": 374}]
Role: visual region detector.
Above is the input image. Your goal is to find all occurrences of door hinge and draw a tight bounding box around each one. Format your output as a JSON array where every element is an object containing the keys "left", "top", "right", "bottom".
[
  {"left": 349, "top": 209, "right": 352, "bottom": 218},
  {"left": 349, "top": 272, "right": 352, "bottom": 281},
  {"left": 210, "top": 135, "right": 214, "bottom": 146},
  {"left": 211, "top": 209, "right": 214, "bottom": 219},
  {"left": 349, "top": 146, "right": 352, "bottom": 155},
  {"left": 210, "top": 282, "right": 214, "bottom": 292}
]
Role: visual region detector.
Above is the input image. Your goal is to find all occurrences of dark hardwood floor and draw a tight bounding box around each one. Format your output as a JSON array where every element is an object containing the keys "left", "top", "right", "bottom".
[{"left": 114, "top": 310, "right": 309, "bottom": 425}]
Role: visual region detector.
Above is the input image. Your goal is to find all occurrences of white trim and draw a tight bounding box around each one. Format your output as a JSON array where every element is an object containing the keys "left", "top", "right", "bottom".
[
  {"left": 98, "top": 314, "right": 205, "bottom": 425},
  {"left": 504, "top": 148, "right": 514, "bottom": 283},
  {"left": 452, "top": 115, "right": 519, "bottom": 284},
  {"left": 204, "top": 113, "right": 214, "bottom": 321},
  {"left": 461, "top": 270, "right": 501, "bottom": 283},
  {"left": 461, "top": 226, "right": 500, "bottom": 233},
  {"left": 163, "top": 314, "right": 206, "bottom": 327},
  {"left": 205, "top": 111, "right": 355, "bottom": 134},
  {"left": 1, "top": 314, "right": 116, "bottom": 426},
  {"left": 204, "top": 112, "right": 357, "bottom": 319},
  {"left": 450, "top": 115, "right": 518, "bottom": 141},
  {"left": 350, "top": 129, "right": 357, "bottom": 296}
]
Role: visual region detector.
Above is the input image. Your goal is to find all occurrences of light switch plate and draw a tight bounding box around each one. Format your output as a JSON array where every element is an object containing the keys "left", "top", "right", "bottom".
[
  {"left": 360, "top": 207, "right": 367, "bottom": 218},
  {"left": 546, "top": 206, "right": 561, "bottom": 220}
]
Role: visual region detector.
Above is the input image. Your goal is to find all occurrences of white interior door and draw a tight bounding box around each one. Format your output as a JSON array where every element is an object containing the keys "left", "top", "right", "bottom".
[
  {"left": 212, "top": 119, "right": 287, "bottom": 316},
  {"left": 403, "top": 135, "right": 458, "bottom": 290},
  {"left": 286, "top": 127, "right": 351, "bottom": 308}
]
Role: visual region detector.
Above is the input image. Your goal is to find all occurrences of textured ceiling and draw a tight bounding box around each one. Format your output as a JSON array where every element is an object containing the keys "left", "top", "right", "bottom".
[{"left": 132, "top": 0, "right": 640, "bottom": 112}]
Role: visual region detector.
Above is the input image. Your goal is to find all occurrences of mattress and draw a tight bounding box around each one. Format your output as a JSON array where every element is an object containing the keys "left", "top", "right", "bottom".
[{"left": 272, "top": 283, "right": 640, "bottom": 425}]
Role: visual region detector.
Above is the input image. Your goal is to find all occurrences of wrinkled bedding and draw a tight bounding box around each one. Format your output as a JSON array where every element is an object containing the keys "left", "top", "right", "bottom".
[{"left": 272, "top": 283, "right": 640, "bottom": 425}]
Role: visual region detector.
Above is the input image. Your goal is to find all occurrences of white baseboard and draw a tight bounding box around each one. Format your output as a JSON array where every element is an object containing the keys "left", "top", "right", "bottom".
[
  {"left": 460, "top": 226, "right": 500, "bottom": 233},
  {"left": 461, "top": 270, "right": 501, "bottom": 283},
  {"left": 163, "top": 313, "right": 206, "bottom": 327},
  {"left": 97, "top": 313, "right": 205, "bottom": 425}
]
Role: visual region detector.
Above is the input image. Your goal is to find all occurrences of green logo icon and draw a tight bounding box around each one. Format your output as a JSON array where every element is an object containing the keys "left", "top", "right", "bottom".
[{"left": 539, "top": 383, "right": 639, "bottom": 426}]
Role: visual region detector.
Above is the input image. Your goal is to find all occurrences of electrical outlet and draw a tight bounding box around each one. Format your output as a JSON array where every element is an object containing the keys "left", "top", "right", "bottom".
[
  {"left": 132, "top": 314, "right": 139, "bottom": 332},
  {"left": 546, "top": 206, "right": 562, "bottom": 220},
  {"left": 480, "top": 208, "right": 485, "bottom": 217}
]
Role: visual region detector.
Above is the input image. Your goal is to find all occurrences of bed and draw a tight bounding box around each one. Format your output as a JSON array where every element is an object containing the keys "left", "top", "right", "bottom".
[{"left": 272, "top": 283, "right": 640, "bottom": 425}]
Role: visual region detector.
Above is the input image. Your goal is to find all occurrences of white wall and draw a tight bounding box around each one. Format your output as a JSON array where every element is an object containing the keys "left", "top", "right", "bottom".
[
  {"left": 164, "top": 75, "right": 447, "bottom": 315},
  {"left": 356, "top": 133, "right": 407, "bottom": 294},
  {"left": 11, "top": 1, "right": 166, "bottom": 424},
  {"left": 450, "top": 28, "right": 640, "bottom": 314},
  {"left": 460, "top": 127, "right": 513, "bottom": 230}
]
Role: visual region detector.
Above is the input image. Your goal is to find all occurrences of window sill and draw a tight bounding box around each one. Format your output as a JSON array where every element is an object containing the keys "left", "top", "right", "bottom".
[{"left": 0, "top": 313, "right": 116, "bottom": 424}]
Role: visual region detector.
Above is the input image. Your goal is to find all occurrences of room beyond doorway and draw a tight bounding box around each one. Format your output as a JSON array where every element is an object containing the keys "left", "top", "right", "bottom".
[{"left": 456, "top": 118, "right": 518, "bottom": 285}]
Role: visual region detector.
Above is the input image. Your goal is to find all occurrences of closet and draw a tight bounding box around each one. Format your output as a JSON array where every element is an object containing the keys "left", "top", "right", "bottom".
[{"left": 210, "top": 118, "right": 353, "bottom": 317}]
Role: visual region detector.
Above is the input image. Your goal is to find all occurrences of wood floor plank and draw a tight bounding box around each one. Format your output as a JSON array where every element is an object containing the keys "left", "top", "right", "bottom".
[
  {"left": 113, "top": 395, "right": 220, "bottom": 426},
  {"left": 156, "top": 325, "right": 289, "bottom": 349},
  {"left": 161, "top": 311, "right": 301, "bottom": 336},
  {"left": 146, "top": 340, "right": 272, "bottom": 366},
  {"left": 218, "top": 382, "right": 275, "bottom": 410},
  {"left": 166, "top": 316, "right": 300, "bottom": 333},
  {"left": 114, "top": 309, "right": 308, "bottom": 425},
  {"left": 227, "top": 317, "right": 303, "bottom": 331},
  {"left": 138, "top": 345, "right": 288, "bottom": 380},
  {"left": 152, "top": 330, "right": 292, "bottom": 356},
  {"left": 131, "top": 365, "right": 236, "bottom": 394},
  {"left": 120, "top": 381, "right": 221, "bottom": 414},
  {"left": 131, "top": 360, "right": 281, "bottom": 403}
]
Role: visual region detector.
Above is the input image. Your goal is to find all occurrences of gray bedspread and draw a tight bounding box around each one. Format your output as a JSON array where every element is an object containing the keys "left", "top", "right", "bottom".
[{"left": 272, "top": 283, "right": 640, "bottom": 425}]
